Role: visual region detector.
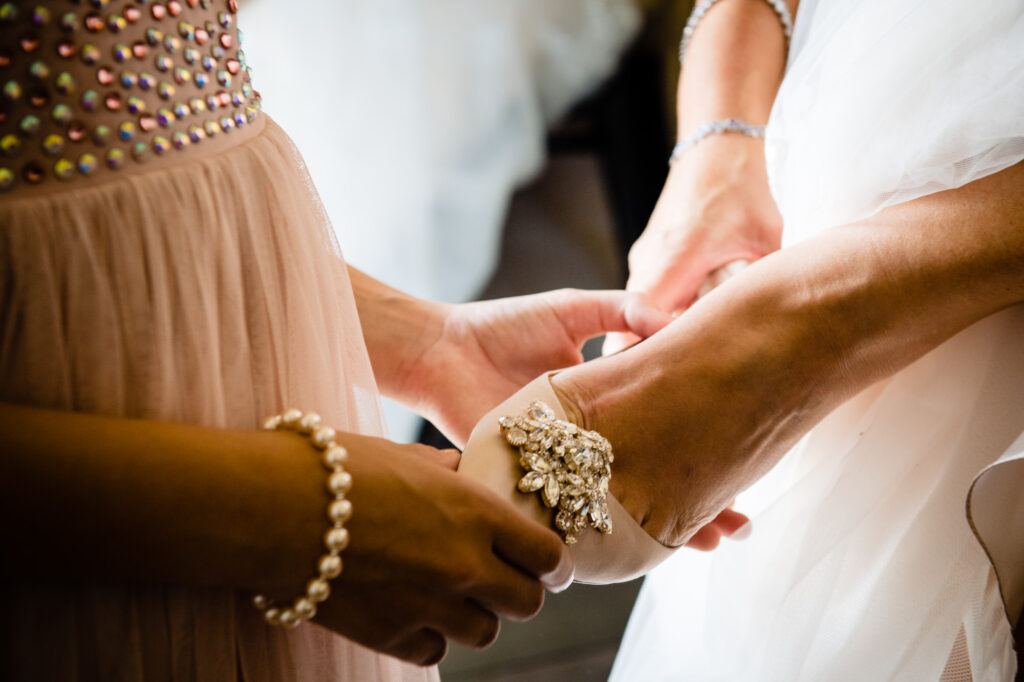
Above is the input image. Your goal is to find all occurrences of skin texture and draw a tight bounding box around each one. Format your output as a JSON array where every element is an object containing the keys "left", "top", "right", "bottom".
[
  {"left": 351, "top": 267, "right": 672, "bottom": 446},
  {"left": 604, "top": 0, "right": 800, "bottom": 546},
  {"left": 605, "top": 0, "right": 792, "bottom": 352},
  {"left": 0, "top": 403, "right": 571, "bottom": 666},
  {"left": 350, "top": 272, "right": 748, "bottom": 550},
  {"left": 0, "top": 272, "right": 672, "bottom": 665},
  {"left": 555, "top": 160, "right": 1024, "bottom": 548}
]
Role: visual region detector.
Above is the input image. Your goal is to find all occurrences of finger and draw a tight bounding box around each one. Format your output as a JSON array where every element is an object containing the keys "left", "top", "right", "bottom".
[
  {"left": 489, "top": 509, "right": 573, "bottom": 591},
  {"left": 601, "top": 331, "right": 640, "bottom": 356},
  {"left": 625, "top": 248, "right": 705, "bottom": 313},
  {"left": 684, "top": 525, "right": 724, "bottom": 551},
  {"left": 388, "top": 628, "right": 448, "bottom": 667},
  {"left": 626, "top": 230, "right": 737, "bottom": 313},
  {"left": 407, "top": 443, "right": 460, "bottom": 470},
  {"left": 469, "top": 558, "right": 547, "bottom": 622},
  {"left": 428, "top": 599, "right": 501, "bottom": 649},
  {"left": 621, "top": 293, "right": 675, "bottom": 339},
  {"left": 434, "top": 448, "right": 461, "bottom": 471},
  {"left": 713, "top": 507, "right": 751, "bottom": 537},
  {"left": 554, "top": 290, "right": 673, "bottom": 345},
  {"left": 696, "top": 259, "right": 750, "bottom": 299},
  {"left": 684, "top": 508, "right": 752, "bottom": 551}
]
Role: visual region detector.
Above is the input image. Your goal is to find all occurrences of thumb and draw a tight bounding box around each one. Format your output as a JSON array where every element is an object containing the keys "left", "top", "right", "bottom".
[
  {"left": 408, "top": 443, "right": 462, "bottom": 470},
  {"left": 558, "top": 290, "right": 673, "bottom": 345},
  {"left": 601, "top": 330, "right": 641, "bottom": 356},
  {"left": 621, "top": 292, "right": 675, "bottom": 339}
]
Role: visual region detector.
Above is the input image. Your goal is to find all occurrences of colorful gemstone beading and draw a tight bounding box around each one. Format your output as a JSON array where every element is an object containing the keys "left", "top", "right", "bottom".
[{"left": 0, "top": 0, "right": 262, "bottom": 191}]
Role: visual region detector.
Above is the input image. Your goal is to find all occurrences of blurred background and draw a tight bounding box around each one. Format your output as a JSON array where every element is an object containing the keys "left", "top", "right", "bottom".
[{"left": 242, "top": 1, "right": 691, "bottom": 678}]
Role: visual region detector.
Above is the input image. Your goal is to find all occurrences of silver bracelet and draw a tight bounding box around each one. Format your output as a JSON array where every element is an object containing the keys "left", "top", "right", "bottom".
[
  {"left": 669, "top": 118, "right": 765, "bottom": 163},
  {"left": 679, "top": 0, "right": 793, "bottom": 65}
]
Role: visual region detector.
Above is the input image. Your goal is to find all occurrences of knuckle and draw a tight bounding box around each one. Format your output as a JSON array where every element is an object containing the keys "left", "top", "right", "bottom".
[
  {"left": 376, "top": 624, "right": 417, "bottom": 654},
  {"left": 392, "top": 630, "right": 447, "bottom": 667},
  {"left": 519, "top": 582, "right": 546, "bottom": 620},
  {"left": 626, "top": 245, "right": 645, "bottom": 269},
  {"left": 473, "top": 614, "right": 501, "bottom": 649},
  {"left": 411, "top": 443, "right": 439, "bottom": 459},
  {"left": 446, "top": 559, "right": 483, "bottom": 594},
  {"left": 383, "top": 635, "right": 421, "bottom": 665},
  {"left": 420, "top": 633, "right": 448, "bottom": 666}
]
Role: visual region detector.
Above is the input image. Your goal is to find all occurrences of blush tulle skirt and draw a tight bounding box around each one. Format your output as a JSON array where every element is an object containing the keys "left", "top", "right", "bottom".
[{"left": 0, "top": 117, "right": 436, "bottom": 682}]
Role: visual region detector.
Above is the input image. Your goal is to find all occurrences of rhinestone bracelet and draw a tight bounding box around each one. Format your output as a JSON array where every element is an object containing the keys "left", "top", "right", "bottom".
[
  {"left": 252, "top": 409, "right": 353, "bottom": 629},
  {"left": 679, "top": 0, "right": 793, "bottom": 66},
  {"left": 668, "top": 117, "right": 765, "bottom": 164}
]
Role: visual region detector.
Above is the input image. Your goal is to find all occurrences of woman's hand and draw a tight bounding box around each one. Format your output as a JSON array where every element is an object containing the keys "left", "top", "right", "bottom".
[
  {"left": 604, "top": 136, "right": 782, "bottom": 354},
  {"left": 684, "top": 505, "right": 750, "bottom": 551},
  {"left": 0, "top": 403, "right": 572, "bottom": 668},
  {"left": 556, "top": 162, "right": 1024, "bottom": 548},
  {"left": 403, "top": 289, "right": 672, "bottom": 446},
  {"left": 307, "top": 433, "right": 574, "bottom": 666}
]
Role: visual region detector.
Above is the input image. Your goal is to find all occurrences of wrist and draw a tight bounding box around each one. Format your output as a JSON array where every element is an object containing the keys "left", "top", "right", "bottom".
[
  {"left": 380, "top": 299, "right": 463, "bottom": 419},
  {"left": 365, "top": 296, "right": 450, "bottom": 404},
  {"left": 668, "top": 132, "right": 767, "bottom": 184},
  {"left": 552, "top": 264, "right": 825, "bottom": 527},
  {"left": 235, "top": 429, "right": 332, "bottom": 599},
  {"left": 670, "top": 118, "right": 765, "bottom": 164}
]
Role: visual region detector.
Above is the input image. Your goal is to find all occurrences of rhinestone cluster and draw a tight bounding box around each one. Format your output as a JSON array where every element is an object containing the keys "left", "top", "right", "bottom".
[
  {"left": 255, "top": 409, "right": 354, "bottom": 629},
  {"left": 499, "top": 401, "right": 614, "bottom": 545},
  {"left": 0, "top": 0, "right": 261, "bottom": 192}
]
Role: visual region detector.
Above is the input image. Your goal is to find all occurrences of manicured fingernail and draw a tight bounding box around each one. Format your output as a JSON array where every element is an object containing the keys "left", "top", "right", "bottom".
[
  {"left": 546, "top": 569, "right": 574, "bottom": 593},
  {"left": 729, "top": 522, "right": 752, "bottom": 541}
]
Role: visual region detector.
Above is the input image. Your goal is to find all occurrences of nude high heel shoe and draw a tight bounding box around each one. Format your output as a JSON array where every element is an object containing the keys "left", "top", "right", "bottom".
[{"left": 458, "top": 372, "right": 674, "bottom": 584}]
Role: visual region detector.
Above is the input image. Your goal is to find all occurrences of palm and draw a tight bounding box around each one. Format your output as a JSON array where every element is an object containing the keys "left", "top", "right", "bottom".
[{"left": 411, "top": 290, "right": 670, "bottom": 447}]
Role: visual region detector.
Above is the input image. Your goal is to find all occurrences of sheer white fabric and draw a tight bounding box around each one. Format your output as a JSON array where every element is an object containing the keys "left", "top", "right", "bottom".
[
  {"left": 242, "top": 0, "right": 639, "bottom": 305},
  {"left": 242, "top": 0, "right": 641, "bottom": 442},
  {"left": 769, "top": 0, "right": 1024, "bottom": 248},
  {"left": 613, "top": 0, "right": 1024, "bottom": 679}
]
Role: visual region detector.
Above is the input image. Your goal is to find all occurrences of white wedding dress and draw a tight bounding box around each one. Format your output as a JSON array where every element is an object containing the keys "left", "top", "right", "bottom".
[{"left": 612, "top": 0, "right": 1024, "bottom": 680}]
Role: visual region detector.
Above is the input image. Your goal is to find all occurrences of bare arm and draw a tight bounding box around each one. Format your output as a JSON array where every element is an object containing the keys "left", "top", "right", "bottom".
[
  {"left": 610, "top": 0, "right": 797, "bottom": 350},
  {"left": 348, "top": 267, "right": 670, "bottom": 445},
  {"left": 0, "top": 402, "right": 572, "bottom": 664},
  {"left": 0, "top": 403, "right": 324, "bottom": 593},
  {"left": 675, "top": 0, "right": 793, "bottom": 135},
  {"left": 559, "top": 160, "right": 1024, "bottom": 546}
]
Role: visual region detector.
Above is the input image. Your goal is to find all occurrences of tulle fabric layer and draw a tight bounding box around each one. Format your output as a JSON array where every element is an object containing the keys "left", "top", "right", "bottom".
[
  {"left": 767, "top": 0, "right": 1024, "bottom": 247},
  {"left": 613, "top": 306, "right": 1024, "bottom": 681},
  {"left": 615, "top": 0, "right": 1024, "bottom": 679},
  {"left": 0, "top": 118, "right": 436, "bottom": 682}
]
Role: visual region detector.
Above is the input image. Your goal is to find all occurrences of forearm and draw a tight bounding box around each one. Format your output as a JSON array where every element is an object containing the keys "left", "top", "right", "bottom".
[
  {"left": 676, "top": 0, "right": 794, "bottom": 135},
  {"left": 0, "top": 403, "right": 324, "bottom": 597},
  {"left": 348, "top": 266, "right": 447, "bottom": 401},
  {"left": 558, "top": 161, "right": 1024, "bottom": 543},
  {"left": 625, "top": 0, "right": 796, "bottom": 313}
]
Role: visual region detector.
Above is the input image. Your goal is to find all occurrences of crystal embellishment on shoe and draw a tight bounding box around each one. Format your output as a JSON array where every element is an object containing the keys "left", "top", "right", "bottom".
[{"left": 499, "top": 401, "right": 614, "bottom": 544}]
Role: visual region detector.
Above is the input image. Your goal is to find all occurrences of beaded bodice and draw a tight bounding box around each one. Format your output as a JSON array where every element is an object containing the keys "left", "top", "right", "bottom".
[{"left": 0, "top": 0, "right": 262, "bottom": 194}]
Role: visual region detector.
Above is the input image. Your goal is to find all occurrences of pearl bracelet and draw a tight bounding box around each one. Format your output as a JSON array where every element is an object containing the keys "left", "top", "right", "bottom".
[
  {"left": 252, "top": 409, "right": 353, "bottom": 629},
  {"left": 679, "top": 0, "right": 793, "bottom": 66},
  {"left": 668, "top": 117, "right": 766, "bottom": 164}
]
